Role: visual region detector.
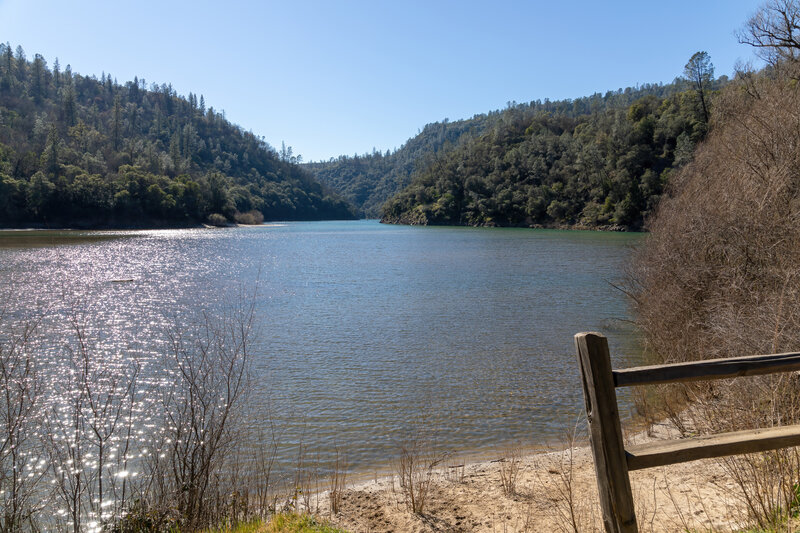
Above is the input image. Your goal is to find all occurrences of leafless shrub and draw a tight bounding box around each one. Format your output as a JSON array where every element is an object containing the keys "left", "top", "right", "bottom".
[
  {"left": 628, "top": 59, "right": 800, "bottom": 527},
  {"left": 0, "top": 283, "right": 267, "bottom": 532},
  {"left": 499, "top": 444, "right": 522, "bottom": 497},
  {"left": 630, "top": 63, "right": 800, "bottom": 368},
  {"left": 443, "top": 456, "right": 466, "bottom": 484},
  {"left": 206, "top": 213, "right": 229, "bottom": 227},
  {"left": 541, "top": 424, "right": 599, "bottom": 533},
  {"left": 533, "top": 417, "right": 602, "bottom": 533},
  {"left": 283, "top": 441, "right": 322, "bottom": 513},
  {"left": 233, "top": 210, "right": 265, "bottom": 225},
  {"left": 156, "top": 301, "right": 255, "bottom": 531},
  {"left": 737, "top": 0, "right": 800, "bottom": 65},
  {"left": 328, "top": 447, "right": 347, "bottom": 515},
  {"left": 394, "top": 437, "right": 449, "bottom": 515},
  {"left": 304, "top": 450, "right": 323, "bottom": 513},
  {"left": 45, "top": 309, "right": 142, "bottom": 533},
  {"left": 0, "top": 313, "right": 45, "bottom": 532},
  {"left": 630, "top": 475, "right": 665, "bottom": 533},
  {"left": 518, "top": 501, "right": 535, "bottom": 533},
  {"left": 719, "top": 448, "right": 800, "bottom": 530},
  {"left": 249, "top": 423, "right": 280, "bottom": 518}
]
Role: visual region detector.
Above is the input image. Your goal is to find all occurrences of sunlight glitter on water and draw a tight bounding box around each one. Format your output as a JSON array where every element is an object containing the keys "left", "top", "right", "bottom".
[{"left": 0, "top": 220, "right": 643, "bottom": 528}]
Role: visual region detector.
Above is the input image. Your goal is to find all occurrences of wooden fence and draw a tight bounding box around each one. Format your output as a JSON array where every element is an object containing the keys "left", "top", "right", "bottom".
[{"left": 574, "top": 331, "right": 800, "bottom": 533}]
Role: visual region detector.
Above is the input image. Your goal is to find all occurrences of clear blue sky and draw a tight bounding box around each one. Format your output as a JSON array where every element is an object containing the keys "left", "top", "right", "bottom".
[{"left": 0, "top": 0, "right": 761, "bottom": 162}]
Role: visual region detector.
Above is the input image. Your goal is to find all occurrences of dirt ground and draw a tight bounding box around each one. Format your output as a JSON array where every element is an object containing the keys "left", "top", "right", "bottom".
[{"left": 309, "top": 422, "right": 760, "bottom": 532}]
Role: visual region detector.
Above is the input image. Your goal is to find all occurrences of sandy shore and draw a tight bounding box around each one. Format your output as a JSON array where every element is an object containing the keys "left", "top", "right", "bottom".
[{"left": 307, "top": 422, "right": 754, "bottom": 532}]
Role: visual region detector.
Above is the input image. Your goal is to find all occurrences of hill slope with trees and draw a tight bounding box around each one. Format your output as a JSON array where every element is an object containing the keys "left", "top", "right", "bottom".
[
  {"left": 0, "top": 43, "right": 355, "bottom": 228},
  {"left": 305, "top": 115, "right": 495, "bottom": 218},
  {"left": 380, "top": 68, "right": 724, "bottom": 230}
]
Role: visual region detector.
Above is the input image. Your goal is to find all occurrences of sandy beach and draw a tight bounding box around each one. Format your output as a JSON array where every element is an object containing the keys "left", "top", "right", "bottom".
[{"left": 309, "top": 422, "right": 760, "bottom": 533}]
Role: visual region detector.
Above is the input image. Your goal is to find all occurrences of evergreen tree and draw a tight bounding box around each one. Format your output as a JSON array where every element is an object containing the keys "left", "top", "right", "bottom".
[
  {"left": 43, "top": 125, "right": 60, "bottom": 177},
  {"left": 14, "top": 45, "right": 25, "bottom": 83},
  {"left": 1, "top": 43, "right": 13, "bottom": 89},
  {"left": 53, "top": 57, "right": 60, "bottom": 88},
  {"left": 62, "top": 85, "right": 76, "bottom": 127},
  {"left": 112, "top": 94, "right": 122, "bottom": 151},
  {"left": 683, "top": 51, "right": 714, "bottom": 124},
  {"left": 30, "top": 53, "right": 46, "bottom": 102}
]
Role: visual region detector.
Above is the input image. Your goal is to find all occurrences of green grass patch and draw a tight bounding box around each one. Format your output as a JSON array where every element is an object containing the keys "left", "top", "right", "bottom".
[
  {"left": 202, "top": 518, "right": 265, "bottom": 533},
  {"left": 266, "top": 513, "right": 348, "bottom": 533},
  {"left": 203, "top": 514, "right": 347, "bottom": 533}
]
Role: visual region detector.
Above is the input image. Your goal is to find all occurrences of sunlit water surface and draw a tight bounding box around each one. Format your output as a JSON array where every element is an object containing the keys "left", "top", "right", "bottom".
[{"left": 0, "top": 221, "right": 644, "bottom": 497}]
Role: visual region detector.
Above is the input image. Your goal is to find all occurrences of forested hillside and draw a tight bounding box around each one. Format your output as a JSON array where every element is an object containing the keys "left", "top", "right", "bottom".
[
  {"left": 306, "top": 116, "right": 494, "bottom": 218},
  {"left": 381, "top": 63, "right": 725, "bottom": 230},
  {"left": 0, "top": 43, "right": 355, "bottom": 228}
]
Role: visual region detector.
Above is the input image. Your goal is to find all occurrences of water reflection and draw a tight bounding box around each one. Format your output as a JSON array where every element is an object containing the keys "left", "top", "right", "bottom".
[{"left": 0, "top": 221, "right": 642, "bottom": 528}]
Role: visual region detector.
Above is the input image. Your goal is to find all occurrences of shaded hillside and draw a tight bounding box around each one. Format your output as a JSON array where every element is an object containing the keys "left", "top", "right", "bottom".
[
  {"left": 0, "top": 43, "right": 355, "bottom": 228},
  {"left": 306, "top": 116, "right": 493, "bottom": 217},
  {"left": 381, "top": 76, "right": 726, "bottom": 230}
]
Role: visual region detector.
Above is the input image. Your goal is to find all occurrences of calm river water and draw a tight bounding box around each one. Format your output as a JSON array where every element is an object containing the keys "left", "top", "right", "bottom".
[{"left": 0, "top": 220, "right": 643, "bottom": 478}]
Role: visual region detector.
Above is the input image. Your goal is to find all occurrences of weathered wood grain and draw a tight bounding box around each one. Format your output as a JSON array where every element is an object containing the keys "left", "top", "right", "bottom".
[
  {"left": 575, "top": 332, "right": 639, "bottom": 533},
  {"left": 613, "top": 352, "right": 800, "bottom": 388},
  {"left": 626, "top": 425, "right": 800, "bottom": 471}
]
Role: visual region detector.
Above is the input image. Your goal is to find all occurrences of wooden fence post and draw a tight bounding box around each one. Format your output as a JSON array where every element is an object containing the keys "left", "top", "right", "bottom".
[{"left": 575, "top": 332, "right": 638, "bottom": 533}]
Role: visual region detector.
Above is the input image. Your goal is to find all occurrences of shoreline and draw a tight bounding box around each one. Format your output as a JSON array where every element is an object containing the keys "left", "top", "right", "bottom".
[
  {"left": 330, "top": 441, "right": 560, "bottom": 497},
  {"left": 0, "top": 218, "right": 645, "bottom": 233},
  {"left": 304, "top": 422, "right": 747, "bottom": 533},
  {"left": 379, "top": 218, "right": 647, "bottom": 233},
  {"left": 0, "top": 217, "right": 361, "bottom": 232}
]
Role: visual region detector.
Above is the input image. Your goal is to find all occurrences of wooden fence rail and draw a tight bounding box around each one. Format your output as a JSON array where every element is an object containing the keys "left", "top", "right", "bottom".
[{"left": 574, "top": 331, "right": 800, "bottom": 533}]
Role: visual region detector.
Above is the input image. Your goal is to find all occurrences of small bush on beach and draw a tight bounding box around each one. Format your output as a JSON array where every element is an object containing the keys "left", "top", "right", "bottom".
[
  {"left": 499, "top": 444, "right": 522, "bottom": 496},
  {"left": 207, "top": 212, "right": 230, "bottom": 226},
  {"left": 234, "top": 210, "right": 265, "bottom": 225},
  {"left": 395, "top": 438, "right": 450, "bottom": 515}
]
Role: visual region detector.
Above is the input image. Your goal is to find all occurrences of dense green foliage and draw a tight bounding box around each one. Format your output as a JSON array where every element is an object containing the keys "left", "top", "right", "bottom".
[
  {"left": 381, "top": 78, "right": 726, "bottom": 229},
  {"left": 0, "top": 43, "right": 355, "bottom": 228},
  {"left": 306, "top": 116, "right": 493, "bottom": 218}
]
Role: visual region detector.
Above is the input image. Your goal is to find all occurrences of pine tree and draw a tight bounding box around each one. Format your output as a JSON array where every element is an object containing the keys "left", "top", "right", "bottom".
[
  {"left": 14, "top": 45, "right": 25, "bottom": 83},
  {"left": 1, "top": 42, "right": 12, "bottom": 89},
  {"left": 53, "top": 57, "right": 60, "bottom": 88},
  {"left": 683, "top": 51, "right": 714, "bottom": 124},
  {"left": 129, "top": 75, "right": 140, "bottom": 103},
  {"left": 62, "top": 85, "right": 76, "bottom": 127},
  {"left": 44, "top": 125, "right": 60, "bottom": 177},
  {"left": 30, "top": 53, "right": 47, "bottom": 102},
  {"left": 112, "top": 95, "right": 122, "bottom": 150}
]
